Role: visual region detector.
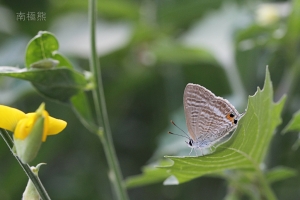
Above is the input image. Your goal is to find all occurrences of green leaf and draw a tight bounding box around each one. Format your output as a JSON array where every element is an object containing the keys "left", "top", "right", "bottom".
[
  {"left": 266, "top": 167, "right": 297, "bottom": 184},
  {"left": 151, "top": 39, "right": 217, "bottom": 64},
  {"left": 25, "top": 31, "right": 72, "bottom": 69},
  {"left": 160, "top": 66, "right": 286, "bottom": 184},
  {"left": 70, "top": 91, "right": 97, "bottom": 132},
  {"left": 0, "top": 66, "right": 87, "bottom": 103},
  {"left": 0, "top": 66, "right": 97, "bottom": 132},
  {"left": 283, "top": 110, "right": 300, "bottom": 133},
  {"left": 125, "top": 160, "right": 172, "bottom": 188},
  {"left": 52, "top": 52, "right": 73, "bottom": 69}
]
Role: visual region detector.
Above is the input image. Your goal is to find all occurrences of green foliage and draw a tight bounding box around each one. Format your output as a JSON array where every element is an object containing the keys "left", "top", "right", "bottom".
[
  {"left": 25, "top": 31, "right": 72, "bottom": 69},
  {"left": 0, "top": 67, "right": 87, "bottom": 103},
  {"left": 151, "top": 39, "right": 217, "bottom": 64},
  {"left": 285, "top": 0, "right": 300, "bottom": 49},
  {"left": 157, "top": 0, "right": 224, "bottom": 30},
  {"left": 283, "top": 110, "right": 300, "bottom": 150},
  {"left": 126, "top": 67, "right": 289, "bottom": 199},
  {"left": 283, "top": 110, "right": 300, "bottom": 133},
  {"left": 126, "top": 160, "right": 171, "bottom": 188},
  {"left": 98, "top": 0, "right": 139, "bottom": 19},
  {"left": 266, "top": 167, "right": 297, "bottom": 184},
  {"left": 1, "top": 0, "right": 300, "bottom": 199},
  {"left": 0, "top": 31, "right": 96, "bottom": 132},
  {"left": 163, "top": 67, "right": 285, "bottom": 183},
  {"left": 70, "top": 91, "right": 97, "bottom": 132}
]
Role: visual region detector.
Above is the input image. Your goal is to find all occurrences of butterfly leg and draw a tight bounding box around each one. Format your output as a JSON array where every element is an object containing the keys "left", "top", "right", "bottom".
[
  {"left": 189, "top": 148, "right": 193, "bottom": 155},
  {"left": 200, "top": 148, "right": 204, "bottom": 156}
]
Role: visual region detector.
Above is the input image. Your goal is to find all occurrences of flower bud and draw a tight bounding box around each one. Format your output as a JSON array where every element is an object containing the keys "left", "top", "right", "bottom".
[
  {"left": 14, "top": 103, "right": 46, "bottom": 164},
  {"left": 22, "top": 163, "right": 46, "bottom": 200}
]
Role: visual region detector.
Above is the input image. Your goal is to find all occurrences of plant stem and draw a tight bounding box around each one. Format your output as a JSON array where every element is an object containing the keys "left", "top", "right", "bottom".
[
  {"left": 255, "top": 167, "right": 277, "bottom": 200},
  {"left": 228, "top": 148, "right": 277, "bottom": 199},
  {"left": 88, "top": 0, "right": 129, "bottom": 199},
  {"left": 0, "top": 128, "right": 51, "bottom": 200}
]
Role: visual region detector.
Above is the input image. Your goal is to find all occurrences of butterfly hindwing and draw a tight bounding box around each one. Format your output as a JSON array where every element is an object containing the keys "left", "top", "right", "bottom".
[{"left": 184, "top": 83, "right": 240, "bottom": 145}]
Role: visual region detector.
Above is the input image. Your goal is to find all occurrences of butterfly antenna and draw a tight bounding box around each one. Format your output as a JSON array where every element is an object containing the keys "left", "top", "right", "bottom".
[
  {"left": 168, "top": 131, "right": 190, "bottom": 140},
  {"left": 170, "top": 120, "right": 190, "bottom": 138}
]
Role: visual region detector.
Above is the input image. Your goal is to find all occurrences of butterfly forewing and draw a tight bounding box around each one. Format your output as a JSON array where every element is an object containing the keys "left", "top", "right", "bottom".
[{"left": 184, "top": 83, "right": 240, "bottom": 144}]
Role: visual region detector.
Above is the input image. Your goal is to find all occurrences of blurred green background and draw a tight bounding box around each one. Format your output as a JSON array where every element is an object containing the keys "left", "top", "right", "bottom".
[{"left": 1, "top": 0, "right": 300, "bottom": 199}]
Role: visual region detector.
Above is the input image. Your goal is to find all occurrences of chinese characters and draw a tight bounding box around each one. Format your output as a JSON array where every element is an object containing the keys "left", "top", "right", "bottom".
[{"left": 16, "top": 12, "right": 46, "bottom": 21}]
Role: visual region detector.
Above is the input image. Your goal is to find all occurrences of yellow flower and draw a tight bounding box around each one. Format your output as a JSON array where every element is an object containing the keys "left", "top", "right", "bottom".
[{"left": 0, "top": 103, "right": 67, "bottom": 141}]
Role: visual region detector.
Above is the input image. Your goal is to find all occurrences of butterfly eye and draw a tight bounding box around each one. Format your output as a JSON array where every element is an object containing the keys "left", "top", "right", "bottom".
[{"left": 189, "top": 140, "right": 193, "bottom": 146}]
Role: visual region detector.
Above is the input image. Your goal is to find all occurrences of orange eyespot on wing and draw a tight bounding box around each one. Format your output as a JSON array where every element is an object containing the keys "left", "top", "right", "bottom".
[{"left": 226, "top": 113, "right": 235, "bottom": 124}]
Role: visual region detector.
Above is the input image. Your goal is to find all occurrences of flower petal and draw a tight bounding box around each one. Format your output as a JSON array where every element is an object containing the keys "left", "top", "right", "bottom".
[
  {"left": 26, "top": 112, "right": 66, "bottom": 142},
  {"left": 47, "top": 116, "right": 67, "bottom": 136},
  {"left": 14, "top": 118, "right": 33, "bottom": 140},
  {"left": 0, "top": 105, "right": 26, "bottom": 131},
  {"left": 41, "top": 111, "right": 49, "bottom": 142}
]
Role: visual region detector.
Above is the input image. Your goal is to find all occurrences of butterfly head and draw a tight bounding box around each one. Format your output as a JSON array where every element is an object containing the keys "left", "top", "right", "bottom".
[
  {"left": 186, "top": 139, "right": 194, "bottom": 147},
  {"left": 169, "top": 120, "right": 194, "bottom": 146}
]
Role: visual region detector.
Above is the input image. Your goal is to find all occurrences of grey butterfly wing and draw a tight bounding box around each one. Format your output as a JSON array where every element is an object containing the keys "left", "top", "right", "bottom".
[
  {"left": 203, "top": 97, "right": 240, "bottom": 143},
  {"left": 184, "top": 83, "right": 240, "bottom": 144},
  {"left": 184, "top": 83, "right": 215, "bottom": 141}
]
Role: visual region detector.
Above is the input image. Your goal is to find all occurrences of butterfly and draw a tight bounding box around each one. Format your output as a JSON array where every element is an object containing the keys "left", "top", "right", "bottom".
[{"left": 170, "top": 83, "right": 243, "bottom": 156}]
